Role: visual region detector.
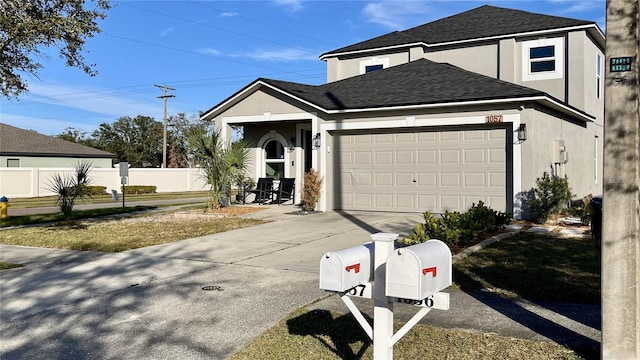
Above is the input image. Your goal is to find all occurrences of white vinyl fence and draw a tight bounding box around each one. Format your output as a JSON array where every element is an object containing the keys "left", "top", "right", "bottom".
[{"left": 0, "top": 167, "right": 210, "bottom": 198}]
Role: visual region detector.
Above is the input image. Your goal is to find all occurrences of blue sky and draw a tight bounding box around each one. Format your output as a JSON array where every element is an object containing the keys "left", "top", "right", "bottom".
[{"left": 0, "top": 0, "right": 605, "bottom": 136}]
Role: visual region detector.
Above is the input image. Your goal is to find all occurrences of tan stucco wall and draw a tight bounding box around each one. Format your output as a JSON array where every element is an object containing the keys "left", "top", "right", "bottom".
[
  {"left": 426, "top": 43, "right": 498, "bottom": 78},
  {"left": 520, "top": 108, "right": 602, "bottom": 198},
  {"left": 567, "top": 30, "right": 605, "bottom": 124},
  {"left": 216, "top": 90, "right": 305, "bottom": 119},
  {"left": 328, "top": 51, "right": 410, "bottom": 82}
]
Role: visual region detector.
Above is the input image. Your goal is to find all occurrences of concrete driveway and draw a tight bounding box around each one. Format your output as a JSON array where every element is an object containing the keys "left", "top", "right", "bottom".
[
  {"left": 0, "top": 207, "right": 422, "bottom": 360},
  {"left": 0, "top": 207, "right": 600, "bottom": 359}
]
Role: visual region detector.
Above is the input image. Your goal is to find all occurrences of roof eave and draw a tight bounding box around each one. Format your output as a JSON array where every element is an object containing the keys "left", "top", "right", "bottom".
[{"left": 320, "top": 24, "right": 604, "bottom": 60}]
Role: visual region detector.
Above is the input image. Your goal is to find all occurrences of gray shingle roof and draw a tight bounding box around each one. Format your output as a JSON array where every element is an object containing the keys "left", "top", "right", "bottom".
[
  {"left": 322, "top": 5, "right": 595, "bottom": 56},
  {"left": 258, "top": 59, "right": 546, "bottom": 111},
  {"left": 0, "top": 123, "right": 114, "bottom": 158}
]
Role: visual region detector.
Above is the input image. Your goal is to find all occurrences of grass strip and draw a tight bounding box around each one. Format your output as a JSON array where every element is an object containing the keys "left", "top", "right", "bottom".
[
  {"left": 231, "top": 306, "right": 581, "bottom": 360},
  {"left": 0, "top": 215, "right": 267, "bottom": 252},
  {"left": 0, "top": 206, "right": 157, "bottom": 228},
  {"left": 0, "top": 262, "right": 24, "bottom": 271},
  {"left": 453, "top": 232, "right": 600, "bottom": 304}
]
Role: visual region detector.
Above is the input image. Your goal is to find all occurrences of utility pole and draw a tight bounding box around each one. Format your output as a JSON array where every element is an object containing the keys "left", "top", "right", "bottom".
[
  {"left": 154, "top": 84, "right": 175, "bottom": 168},
  {"left": 602, "top": 0, "right": 640, "bottom": 358}
]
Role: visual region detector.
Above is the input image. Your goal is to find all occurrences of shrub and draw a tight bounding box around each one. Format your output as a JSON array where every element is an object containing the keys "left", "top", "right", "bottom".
[
  {"left": 302, "top": 168, "right": 323, "bottom": 212},
  {"left": 403, "top": 201, "right": 512, "bottom": 247},
  {"left": 86, "top": 186, "right": 108, "bottom": 196},
  {"left": 121, "top": 185, "right": 157, "bottom": 194},
  {"left": 47, "top": 162, "right": 93, "bottom": 220},
  {"left": 527, "top": 172, "right": 573, "bottom": 223}
]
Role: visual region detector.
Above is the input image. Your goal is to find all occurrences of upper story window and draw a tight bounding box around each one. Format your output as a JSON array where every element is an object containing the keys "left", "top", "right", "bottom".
[
  {"left": 6, "top": 159, "right": 19, "bottom": 167},
  {"left": 522, "top": 38, "right": 564, "bottom": 81},
  {"left": 359, "top": 57, "right": 389, "bottom": 75},
  {"left": 365, "top": 64, "right": 384, "bottom": 73}
]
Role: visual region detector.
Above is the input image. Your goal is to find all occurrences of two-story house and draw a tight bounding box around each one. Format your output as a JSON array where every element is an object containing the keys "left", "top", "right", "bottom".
[{"left": 201, "top": 5, "right": 605, "bottom": 217}]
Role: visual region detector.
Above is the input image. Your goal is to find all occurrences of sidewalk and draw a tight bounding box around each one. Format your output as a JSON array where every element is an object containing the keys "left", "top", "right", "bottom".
[{"left": 0, "top": 204, "right": 599, "bottom": 359}]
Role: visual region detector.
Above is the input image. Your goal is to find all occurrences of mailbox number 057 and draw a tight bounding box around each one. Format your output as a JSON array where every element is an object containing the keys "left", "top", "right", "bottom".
[{"left": 346, "top": 284, "right": 367, "bottom": 297}]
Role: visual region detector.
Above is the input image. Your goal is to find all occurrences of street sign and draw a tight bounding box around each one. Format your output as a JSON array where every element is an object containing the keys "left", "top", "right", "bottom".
[{"left": 610, "top": 57, "right": 633, "bottom": 72}]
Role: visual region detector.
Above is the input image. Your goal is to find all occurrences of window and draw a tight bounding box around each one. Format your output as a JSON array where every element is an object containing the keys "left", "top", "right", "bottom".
[
  {"left": 365, "top": 64, "right": 384, "bottom": 73},
  {"left": 522, "top": 38, "right": 564, "bottom": 81},
  {"left": 596, "top": 54, "right": 602, "bottom": 99},
  {"left": 264, "top": 139, "right": 285, "bottom": 179},
  {"left": 359, "top": 57, "right": 389, "bottom": 74},
  {"left": 6, "top": 159, "right": 19, "bottom": 167}
]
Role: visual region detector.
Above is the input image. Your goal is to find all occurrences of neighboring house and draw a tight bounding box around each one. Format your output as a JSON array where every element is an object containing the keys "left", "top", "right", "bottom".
[
  {"left": 201, "top": 5, "right": 604, "bottom": 217},
  {"left": 0, "top": 123, "right": 115, "bottom": 168}
]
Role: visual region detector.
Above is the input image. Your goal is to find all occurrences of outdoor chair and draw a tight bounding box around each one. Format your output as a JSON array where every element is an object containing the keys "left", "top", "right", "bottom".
[
  {"left": 268, "top": 178, "right": 295, "bottom": 205},
  {"left": 247, "top": 177, "right": 274, "bottom": 204}
]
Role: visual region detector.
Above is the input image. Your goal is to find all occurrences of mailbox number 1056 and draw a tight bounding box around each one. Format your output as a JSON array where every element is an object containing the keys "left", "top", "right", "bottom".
[{"left": 397, "top": 296, "right": 434, "bottom": 307}]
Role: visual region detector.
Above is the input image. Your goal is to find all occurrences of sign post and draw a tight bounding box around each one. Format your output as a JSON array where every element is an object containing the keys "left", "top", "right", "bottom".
[{"left": 119, "top": 162, "right": 129, "bottom": 208}]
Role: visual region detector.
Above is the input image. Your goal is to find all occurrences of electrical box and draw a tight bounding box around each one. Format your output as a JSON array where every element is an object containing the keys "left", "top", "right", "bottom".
[
  {"left": 320, "top": 243, "right": 375, "bottom": 292},
  {"left": 553, "top": 140, "right": 566, "bottom": 164},
  {"left": 385, "top": 240, "right": 452, "bottom": 301}
]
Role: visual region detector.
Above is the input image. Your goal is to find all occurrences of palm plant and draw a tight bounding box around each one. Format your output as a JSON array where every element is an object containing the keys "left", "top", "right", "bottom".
[
  {"left": 187, "top": 125, "right": 249, "bottom": 209},
  {"left": 47, "top": 161, "right": 94, "bottom": 220}
]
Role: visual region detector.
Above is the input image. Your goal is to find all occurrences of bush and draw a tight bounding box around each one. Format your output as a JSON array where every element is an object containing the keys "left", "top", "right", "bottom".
[
  {"left": 302, "top": 169, "right": 323, "bottom": 212},
  {"left": 86, "top": 186, "right": 108, "bottom": 196},
  {"left": 403, "top": 201, "right": 511, "bottom": 247},
  {"left": 527, "top": 172, "right": 573, "bottom": 223},
  {"left": 121, "top": 185, "right": 157, "bottom": 194}
]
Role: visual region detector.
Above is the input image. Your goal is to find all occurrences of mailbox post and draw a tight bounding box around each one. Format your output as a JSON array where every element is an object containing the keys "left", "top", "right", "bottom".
[{"left": 319, "top": 234, "right": 452, "bottom": 360}]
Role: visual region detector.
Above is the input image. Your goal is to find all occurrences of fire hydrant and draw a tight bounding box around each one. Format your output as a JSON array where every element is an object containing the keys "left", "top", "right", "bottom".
[{"left": 0, "top": 196, "right": 8, "bottom": 219}]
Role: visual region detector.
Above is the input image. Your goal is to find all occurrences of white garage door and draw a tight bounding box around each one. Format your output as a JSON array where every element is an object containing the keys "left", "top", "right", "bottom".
[{"left": 335, "top": 128, "right": 507, "bottom": 213}]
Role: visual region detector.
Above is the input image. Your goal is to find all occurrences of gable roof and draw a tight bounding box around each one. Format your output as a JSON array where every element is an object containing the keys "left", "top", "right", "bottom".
[
  {"left": 202, "top": 59, "right": 594, "bottom": 122},
  {"left": 321, "top": 5, "right": 601, "bottom": 58},
  {"left": 0, "top": 123, "right": 115, "bottom": 158}
]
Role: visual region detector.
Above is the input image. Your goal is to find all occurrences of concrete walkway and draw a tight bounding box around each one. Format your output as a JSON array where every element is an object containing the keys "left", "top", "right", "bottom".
[{"left": 0, "top": 205, "right": 600, "bottom": 359}]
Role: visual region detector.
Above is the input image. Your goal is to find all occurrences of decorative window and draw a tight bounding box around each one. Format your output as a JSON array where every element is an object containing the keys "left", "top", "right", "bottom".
[
  {"left": 264, "top": 139, "right": 285, "bottom": 179},
  {"left": 596, "top": 53, "right": 602, "bottom": 99},
  {"left": 522, "top": 38, "right": 564, "bottom": 81},
  {"left": 6, "top": 159, "right": 19, "bottom": 167},
  {"left": 359, "top": 57, "right": 389, "bottom": 74},
  {"left": 365, "top": 64, "right": 384, "bottom": 73}
]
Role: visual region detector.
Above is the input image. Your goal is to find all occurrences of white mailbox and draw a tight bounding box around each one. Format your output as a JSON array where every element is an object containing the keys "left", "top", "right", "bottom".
[
  {"left": 319, "top": 242, "right": 375, "bottom": 292},
  {"left": 385, "top": 240, "right": 452, "bottom": 300}
]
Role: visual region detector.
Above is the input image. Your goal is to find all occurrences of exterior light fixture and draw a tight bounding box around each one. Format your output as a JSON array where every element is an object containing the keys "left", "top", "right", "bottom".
[
  {"left": 288, "top": 137, "right": 295, "bottom": 152},
  {"left": 312, "top": 132, "right": 321, "bottom": 150},
  {"left": 517, "top": 124, "right": 527, "bottom": 142}
]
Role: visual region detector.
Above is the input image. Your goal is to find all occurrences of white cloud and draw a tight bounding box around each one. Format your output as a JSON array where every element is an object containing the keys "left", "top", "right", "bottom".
[
  {"left": 0, "top": 113, "right": 108, "bottom": 136},
  {"left": 273, "top": 0, "right": 303, "bottom": 12},
  {"left": 219, "top": 11, "right": 238, "bottom": 18},
  {"left": 159, "top": 26, "right": 175, "bottom": 37},
  {"left": 549, "top": 0, "right": 601, "bottom": 14},
  {"left": 362, "top": 1, "right": 430, "bottom": 30},
  {"left": 230, "top": 48, "right": 318, "bottom": 62},
  {"left": 196, "top": 48, "right": 221, "bottom": 56}
]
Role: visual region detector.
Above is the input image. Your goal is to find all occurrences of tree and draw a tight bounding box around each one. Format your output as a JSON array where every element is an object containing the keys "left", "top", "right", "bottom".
[
  {"left": 91, "top": 115, "right": 163, "bottom": 167},
  {"left": 47, "top": 161, "right": 93, "bottom": 220},
  {"left": 166, "top": 112, "right": 205, "bottom": 168},
  {"left": 186, "top": 124, "right": 249, "bottom": 209},
  {"left": 57, "top": 127, "right": 89, "bottom": 143},
  {"left": 0, "top": 0, "right": 111, "bottom": 98}
]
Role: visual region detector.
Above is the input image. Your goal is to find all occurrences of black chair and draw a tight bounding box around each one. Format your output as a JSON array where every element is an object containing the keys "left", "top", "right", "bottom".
[
  {"left": 247, "top": 177, "right": 274, "bottom": 204},
  {"left": 268, "top": 178, "right": 295, "bottom": 205}
]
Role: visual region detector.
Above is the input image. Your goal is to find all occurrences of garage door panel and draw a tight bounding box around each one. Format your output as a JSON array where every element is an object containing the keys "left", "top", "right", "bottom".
[
  {"left": 464, "top": 173, "right": 486, "bottom": 187},
  {"left": 417, "top": 150, "right": 437, "bottom": 164},
  {"left": 376, "top": 172, "right": 393, "bottom": 185},
  {"left": 418, "top": 172, "right": 437, "bottom": 186},
  {"left": 440, "top": 149, "right": 461, "bottom": 164},
  {"left": 440, "top": 195, "right": 462, "bottom": 211},
  {"left": 354, "top": 172, "right": 373, "bottom": 185},
  {"left": 440, "top": 173, "right": 460, "bottom": 187},
  {"left": 336, "top": 128, "right": 507, "bottom": 213},
  {"left": 375, "top": 193, "right": 393, "bottom": 207}
]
